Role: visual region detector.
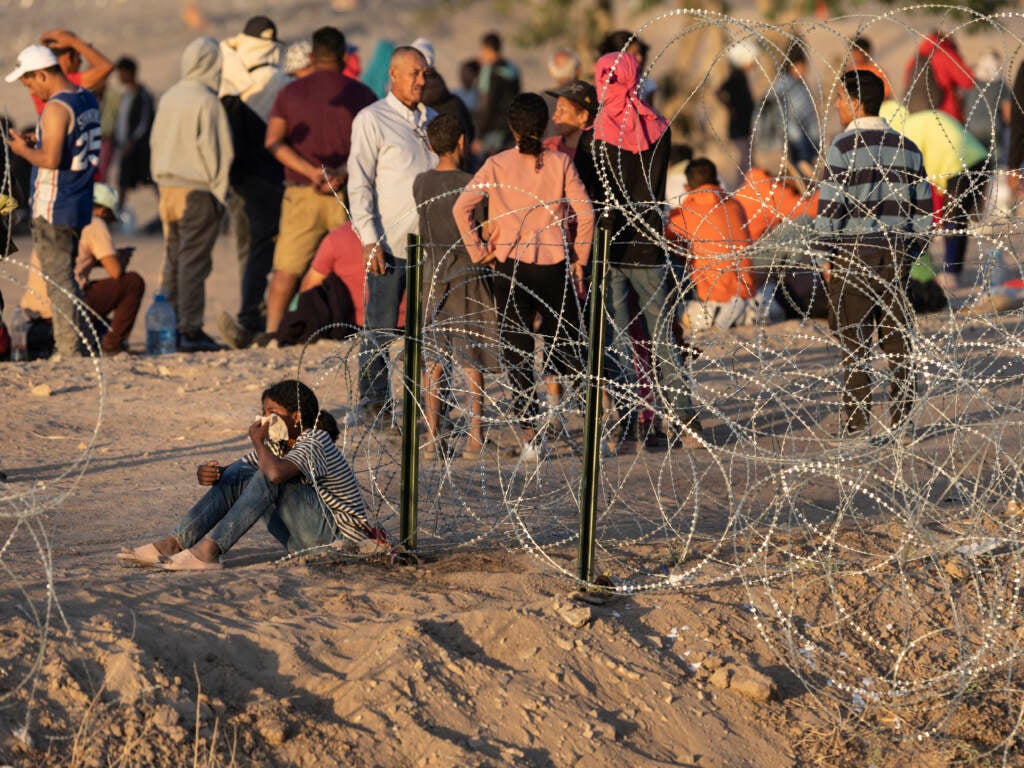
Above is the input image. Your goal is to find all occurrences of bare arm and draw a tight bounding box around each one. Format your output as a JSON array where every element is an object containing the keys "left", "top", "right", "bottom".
[
  {"left": 97, "top": 254, "right": 123, "bottom": 280},
  {"left": 265, "top": 115, "right": 343, "bottom": 190},
  {"left": 248, "top": 420, "right": 302, "bottom": 483},
  {"left": 7, "top": 102, "right": 70, "bottom": 169},
  {"left": 452, "top": 162, "right": 493, "bottom": 264},
  {"left": 452, "top": 185, "right": 491, "bottom": 264},
  {"left": 266, "top": 115, "right": 318, "bottom": 183},
  {"left": 299, "top": 267, "right": 328, "bottom": 292},
  {"left": 42, "top": 29, "right": 113, "bottom": 91}
]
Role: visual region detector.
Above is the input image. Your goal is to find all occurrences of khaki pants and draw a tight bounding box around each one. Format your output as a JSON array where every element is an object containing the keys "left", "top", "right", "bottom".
[
  {"left": 827, "top": 246, "right": 914, "bottom": 434},
  {"left": 272, "top": 185, "right": 348, "bottom": 276}
]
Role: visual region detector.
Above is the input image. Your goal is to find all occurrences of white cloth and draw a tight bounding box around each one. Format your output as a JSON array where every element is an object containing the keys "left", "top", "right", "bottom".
[
  {"left": 218, "top": 33, "right": 290, "bottom": 122},
  {"left": 683, "top": 297, "right": 751, "bottom": 332},
  {"left": 347, "top": 91, "right": 437, "bottom": 258}
]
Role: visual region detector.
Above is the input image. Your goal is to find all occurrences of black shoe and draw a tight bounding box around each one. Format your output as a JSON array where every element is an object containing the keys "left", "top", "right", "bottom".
[
  {"left": 178, "top": 330, "right": 225, "bottom": 353},
  {"left": 642, "top": 422, "right": 668, "bottom": 451},
  {"left": 252, "top": 332, "right": 275, "bottom": 348}
]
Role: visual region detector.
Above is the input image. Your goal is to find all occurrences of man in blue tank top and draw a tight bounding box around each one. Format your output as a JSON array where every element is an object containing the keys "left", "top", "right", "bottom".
[{"left": 7, "top": 44, "right": 101, "bottom": 358}]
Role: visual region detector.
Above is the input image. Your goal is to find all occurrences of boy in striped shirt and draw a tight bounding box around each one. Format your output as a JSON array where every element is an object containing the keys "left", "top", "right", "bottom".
[{"left": 814, "top": 69, "right": 933, "bottom": 438}]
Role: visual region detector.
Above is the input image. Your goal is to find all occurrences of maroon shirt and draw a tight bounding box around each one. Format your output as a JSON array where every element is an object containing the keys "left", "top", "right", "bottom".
[{"left": 269, "top": 69, "right": 377, "bottom": 185}]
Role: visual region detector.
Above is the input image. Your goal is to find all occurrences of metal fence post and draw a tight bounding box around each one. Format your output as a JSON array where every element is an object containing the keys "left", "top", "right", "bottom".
[
  {"left": 399, "top": 234, "right": 422, "bottom": 552},
  {"left": 577, "top": 219, "right": 612, "bottom": 585}
]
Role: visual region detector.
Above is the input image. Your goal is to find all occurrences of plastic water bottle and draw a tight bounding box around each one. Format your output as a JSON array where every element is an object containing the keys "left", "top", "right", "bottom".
[
  {"left": 145, "top": 293, "right": 177, "bottom": 355},
  {"left": 9, "top": 306, "right": 27, "bottom": 362},
  {"left": 982, "top": 248, "right": 1008, "bottom": 291},
  {"left": 117, "top": 205, "right": 137, "bottom": 236}
]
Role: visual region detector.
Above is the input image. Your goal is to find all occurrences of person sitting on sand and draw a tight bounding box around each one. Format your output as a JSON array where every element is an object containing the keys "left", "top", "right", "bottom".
[
  {"left": 118, "top": 379, "right": 379, "bottom": 570},
  {"left": 665, "top": 157, "right": 756, "bottom": 333}
]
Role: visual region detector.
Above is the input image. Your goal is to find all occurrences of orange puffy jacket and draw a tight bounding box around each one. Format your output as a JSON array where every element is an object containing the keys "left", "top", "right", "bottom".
[
  {"left": 733, "top": 168, "right": 819, "bottom": 241},
  {"left": 666, "top": 184, "right": 755, "bottom": 303}
]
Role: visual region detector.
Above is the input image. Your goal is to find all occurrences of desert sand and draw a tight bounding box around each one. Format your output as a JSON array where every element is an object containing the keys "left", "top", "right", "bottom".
[{"left": 4, "top": 1, "right": 1024, "bottom": 766}]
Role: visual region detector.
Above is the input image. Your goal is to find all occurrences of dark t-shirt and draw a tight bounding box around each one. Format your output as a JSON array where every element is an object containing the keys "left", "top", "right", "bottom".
[
  {"left": 717, "top": 65, "right": 754, "bottom": 140},
  {"left": 592, "top": 126, "right": 671, "bottom": 267},
  {"left": 413, "top": 168, "right": 475, "bottom": 284},
  {"left": 268, "top": 69, "right": 377, "bottom": 185}
]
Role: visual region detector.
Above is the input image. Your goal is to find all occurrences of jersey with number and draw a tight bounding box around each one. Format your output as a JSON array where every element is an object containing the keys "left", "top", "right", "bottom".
[{"left": 31, "top": 88, "right": 101, "bottom": 228}]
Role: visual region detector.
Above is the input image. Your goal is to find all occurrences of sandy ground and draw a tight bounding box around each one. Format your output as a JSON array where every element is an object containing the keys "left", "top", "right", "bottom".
[
  {"left": 3, "top": 224, "right": 1024, "bottom": 766},
  {"left": 4, "top": 1, "right": 1024, "bottom": 766}
]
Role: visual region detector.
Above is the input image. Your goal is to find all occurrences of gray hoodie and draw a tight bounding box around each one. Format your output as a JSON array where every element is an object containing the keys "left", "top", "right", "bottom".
[{"left": 150, "top": 37, "right": 234, "bottom": 203}]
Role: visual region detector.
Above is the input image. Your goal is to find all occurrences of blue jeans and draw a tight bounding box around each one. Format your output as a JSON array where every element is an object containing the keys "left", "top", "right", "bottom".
[
  {"left": 605, "top": 263, "right": 700, "bottom": 429},
  {"left": 359, "top": 253, "right": 406, "bottom": 406},
  {"left": 171, "top": 460, "right": 336, "bottom": 555},
  {"left": 941, "top": 161, "right": 988, "bottom": 275}
]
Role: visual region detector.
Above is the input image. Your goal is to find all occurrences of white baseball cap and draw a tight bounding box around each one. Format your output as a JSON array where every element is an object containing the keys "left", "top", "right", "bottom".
[
  {"left": 5, "top": 45, "right": 60, "bottom": 83},
  {"left": 411, "top": 37, "right": 435, "bottom": 69},
  {"left": 726, "top": 39, "right": 759, "bottom": 69}
]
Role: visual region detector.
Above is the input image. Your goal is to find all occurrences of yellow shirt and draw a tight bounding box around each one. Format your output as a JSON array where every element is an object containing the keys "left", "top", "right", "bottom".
[{"left": 879, "top": 101, "right": 988, "bottom": 192}]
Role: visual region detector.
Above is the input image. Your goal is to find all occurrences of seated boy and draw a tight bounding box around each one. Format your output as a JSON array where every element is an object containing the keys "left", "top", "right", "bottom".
[
  {"left": 733, "top": 166, "right": 817, "bottom": 242},
  {"left": 666, "top": 158, "right": 756, "bottom": 332}
]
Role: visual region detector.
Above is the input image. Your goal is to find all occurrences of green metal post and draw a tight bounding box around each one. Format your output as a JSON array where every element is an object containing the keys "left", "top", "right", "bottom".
[
  {"left": 577, "top": 220, "right": 611, "bottom": 584},
  {"left": 399, "top": 234, "right": 423, "bottom": 551}
]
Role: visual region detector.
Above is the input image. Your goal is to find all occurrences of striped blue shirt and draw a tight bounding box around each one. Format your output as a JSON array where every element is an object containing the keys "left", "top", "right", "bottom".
[{"left": 814, "top": 116, "right": 933, "bottom": 253}]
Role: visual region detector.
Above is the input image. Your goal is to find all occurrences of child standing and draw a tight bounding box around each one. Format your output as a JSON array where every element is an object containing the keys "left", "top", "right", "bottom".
[
  {"left": 412, "top": 114, "right": 499, "bottom": 459},
  {"left": 453, "top": 93, "right": 594, "bottom": 460}
]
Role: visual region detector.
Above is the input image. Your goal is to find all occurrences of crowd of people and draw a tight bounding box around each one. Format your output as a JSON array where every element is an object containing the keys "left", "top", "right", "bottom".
[
  {"left": 1, "top": 14, "right": 1020, "bottom": 564},
  {"left": 1, "top": 18, "right": 1019, "bottom": 457}
]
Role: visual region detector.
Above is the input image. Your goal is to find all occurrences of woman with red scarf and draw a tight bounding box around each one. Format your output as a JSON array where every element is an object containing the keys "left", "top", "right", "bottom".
[{"left": 591, "top": 50, "right": 703, "bottom": 450}]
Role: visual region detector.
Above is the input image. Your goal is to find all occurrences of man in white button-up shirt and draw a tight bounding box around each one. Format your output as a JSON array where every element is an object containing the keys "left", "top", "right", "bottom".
[{"left": 347, "top": 46, "right": 437, "bottom": 420}]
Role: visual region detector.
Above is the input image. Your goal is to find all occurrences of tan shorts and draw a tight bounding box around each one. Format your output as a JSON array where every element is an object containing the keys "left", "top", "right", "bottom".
[{"left": 273, "top": 185, "right": 349, "bottom": 276}]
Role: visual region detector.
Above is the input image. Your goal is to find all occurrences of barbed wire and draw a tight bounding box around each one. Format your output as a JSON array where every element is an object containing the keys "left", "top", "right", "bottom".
[{"left": 5, "top": 7, "right": 1024, "bottom": 760}]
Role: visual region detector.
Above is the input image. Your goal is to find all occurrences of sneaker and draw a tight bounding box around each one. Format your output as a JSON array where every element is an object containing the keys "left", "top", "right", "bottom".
[
  {"left": 217, "top": 311, "right": 254, "bottom": 350},
  {"left": 178, "top": 330, "right": 225, "bottom": 353}
]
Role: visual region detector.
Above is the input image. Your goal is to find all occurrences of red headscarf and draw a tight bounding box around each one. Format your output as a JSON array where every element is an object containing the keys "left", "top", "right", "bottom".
[{"left": 593, "top": 51, "right": 669, "bottom": 153}]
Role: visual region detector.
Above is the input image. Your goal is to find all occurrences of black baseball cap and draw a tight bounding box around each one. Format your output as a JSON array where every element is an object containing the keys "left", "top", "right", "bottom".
[
  {"left": 243, "top": 15, "right": 277, "bottom": 41},
  {"left": 545, "top": 80, "right": 598, "bottom": 116}
]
